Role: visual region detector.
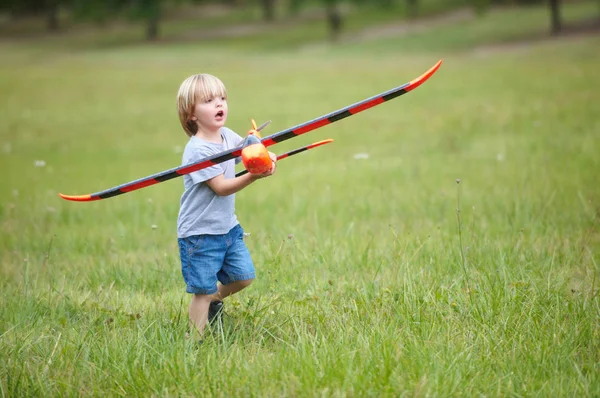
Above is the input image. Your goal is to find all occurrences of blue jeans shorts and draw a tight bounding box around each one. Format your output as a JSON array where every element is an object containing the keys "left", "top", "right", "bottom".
[{"left": 178, "top": 224, "right": 255, "bottom": 295}]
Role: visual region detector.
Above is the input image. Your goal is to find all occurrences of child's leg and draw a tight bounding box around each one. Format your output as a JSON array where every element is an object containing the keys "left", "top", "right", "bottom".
[
  {"left": 186, "top": 224, "right": 254, "bottom": 334},
  {"left": 216, "top": 279, "right": 253, "bottom": 300},
  {"left": 216, "top": 225, "right": 256, "bottom": 301},
  {"left": 178, "top": 233, "right": 227, "bottom": 335},
  {"left": 190, "top": 282, "right": 251, "bottom": 334},
  {"left": 189, "top": 293, "right": 213, "bottom": 335}
]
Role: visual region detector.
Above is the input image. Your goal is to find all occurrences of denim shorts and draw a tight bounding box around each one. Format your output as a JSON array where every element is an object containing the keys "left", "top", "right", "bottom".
[{"left": 178, "top": 224, "right": 255, "bottom": 295}]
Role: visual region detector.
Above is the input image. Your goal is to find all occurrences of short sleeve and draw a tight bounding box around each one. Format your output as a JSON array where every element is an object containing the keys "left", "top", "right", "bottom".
[
  {"left": 187, "top": 147, "right": 224, "bottom": 185},
  {"left": 222, "top": 128, "right": 245, "bottom": 164}
]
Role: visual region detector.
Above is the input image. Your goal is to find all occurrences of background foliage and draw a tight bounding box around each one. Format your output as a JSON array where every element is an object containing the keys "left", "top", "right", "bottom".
[{"left": 1, "top": 0, "right": 599, "bottom": 396}]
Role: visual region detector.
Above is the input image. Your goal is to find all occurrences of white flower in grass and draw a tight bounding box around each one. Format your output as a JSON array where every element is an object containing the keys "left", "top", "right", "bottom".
[
  {"left": 496, "top": 153, "right": 505, "bottom": 161},
  {"left": 353, "top": 153, "right": 369, "bottom": 160},
  {"left": 174, "top": 146, "right": 183, "bottom": 154},
  {"left": 151, "top": 224, "right": 158, "bottom": 230},
  {"left": 34, "top": 160, "right": 46, "bottom": 167}
]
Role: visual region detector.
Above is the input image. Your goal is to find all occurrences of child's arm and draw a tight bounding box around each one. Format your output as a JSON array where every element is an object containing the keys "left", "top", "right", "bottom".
[{"left": 206, "top": 152, "right": 276, "bottom": 196}]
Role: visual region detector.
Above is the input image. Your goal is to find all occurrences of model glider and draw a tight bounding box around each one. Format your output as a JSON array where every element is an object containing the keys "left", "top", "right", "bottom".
[
  {"left": 236, "top": 138, "right": 334, "bottom": 178},
  {"left": 59, "top": 60, "right": 442, "bottom": 202}
]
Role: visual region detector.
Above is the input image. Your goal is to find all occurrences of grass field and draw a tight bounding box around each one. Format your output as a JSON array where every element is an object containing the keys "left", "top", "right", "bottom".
[{"left": 1, "top": 2, "right": 600, "bottom": 396}]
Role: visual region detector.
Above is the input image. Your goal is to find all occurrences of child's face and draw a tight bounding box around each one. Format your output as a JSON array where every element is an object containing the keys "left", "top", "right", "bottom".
[{"left": 191, "top": 95, "right": 228, "bottom": 134}]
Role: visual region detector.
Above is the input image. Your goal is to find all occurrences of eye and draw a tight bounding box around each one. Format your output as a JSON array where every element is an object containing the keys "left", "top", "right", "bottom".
[
  {"left": 205, "top": 98, "right": 213, "bottom": 103},
  {"left": 221, "top": 96, "right": 227, "bottom": 101}
]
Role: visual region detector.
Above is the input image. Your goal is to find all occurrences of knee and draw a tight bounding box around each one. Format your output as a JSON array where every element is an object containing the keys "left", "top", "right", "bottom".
[
  {"left": 237, "top": 278, "right": 254, "bottom": 289},
  {"left": 193, "top": 293, "right": 214, "bottom": 303}
]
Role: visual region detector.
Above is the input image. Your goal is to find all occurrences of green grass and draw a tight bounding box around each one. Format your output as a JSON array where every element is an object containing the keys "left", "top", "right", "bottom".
[
  {"left": 1, "top": 2, "right": 600, "bottom": 396},
  {"left": 2, "top": 0, "right": 596, "bottom": 53},
  {"left": 343, "top": 1, "right": 599, "bottom": 54}
]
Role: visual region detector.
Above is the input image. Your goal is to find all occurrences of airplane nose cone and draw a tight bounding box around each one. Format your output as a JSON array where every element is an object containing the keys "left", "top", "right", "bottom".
[{"left": 242, "top": 143, "right": 272, "bottom": 174}]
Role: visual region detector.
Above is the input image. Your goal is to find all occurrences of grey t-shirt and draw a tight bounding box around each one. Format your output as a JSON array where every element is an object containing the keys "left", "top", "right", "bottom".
[{"left": 177, "top": 127, "right": 244, "bottom": 238}]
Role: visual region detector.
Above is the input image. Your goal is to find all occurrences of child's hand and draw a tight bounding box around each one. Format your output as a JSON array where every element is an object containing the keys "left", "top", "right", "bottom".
[{"left": 252, "top": 152, "right": 276, "bottom": 179}]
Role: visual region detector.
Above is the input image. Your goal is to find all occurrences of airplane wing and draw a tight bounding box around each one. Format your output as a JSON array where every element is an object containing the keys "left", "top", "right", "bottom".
[
  {"left": 59, "top": 60, "right": 442, "bottom": 202},
  {"left": 235, "top": 139, "right": 334, "bottom": 177}
]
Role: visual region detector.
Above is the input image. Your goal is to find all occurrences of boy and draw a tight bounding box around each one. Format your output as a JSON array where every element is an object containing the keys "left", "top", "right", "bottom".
[{"left": 176, "top": 73, "right": 275, "bottom": 336}]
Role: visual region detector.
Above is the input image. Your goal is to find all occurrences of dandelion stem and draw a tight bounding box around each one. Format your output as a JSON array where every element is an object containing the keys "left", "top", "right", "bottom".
[
  {"left": 43, "top": 234, "right": 55, "bottom": 270},
  {"left": 455, "top": 179, "right": 470, "bottom": 291}
]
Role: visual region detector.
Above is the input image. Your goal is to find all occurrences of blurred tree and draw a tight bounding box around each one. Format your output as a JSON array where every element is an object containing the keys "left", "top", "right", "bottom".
[
  {"left": 0, "top": 0, "right": 63, "bottom": 31},
  {"left": 261, "top": 0, "right": 275, "bottom": 21},
  {"left": 324, "top": 0, "right": 342, "bottom": 41},
  {"left": 70, "top": 0, "right": 166, "bottom": 40},
  {"left": 549, "top": 0, "right": 561, "bottom": 34},
  {"left": 288, "top": 0, "right": 302, "bottom": 15},
  {"left": 471, "top": 0, "right": 490, "bottom": 15},
  {"left": 46, "top": 0, "right": 59, "bottom": 30},
  {"left": 70, "top": 0, "right": 127, "bottom": 25},
  {"left": 287, "top": 0, "right": 408, "bottom": 41},
  {"left": 132, "top": 0, "right": 162, "bottom": 40},
  {"left": 326, "top": 0, "right": 402, "bottom": 41},
  {"left": 406, "top": 0, "right": 418, "bottom": 18}
]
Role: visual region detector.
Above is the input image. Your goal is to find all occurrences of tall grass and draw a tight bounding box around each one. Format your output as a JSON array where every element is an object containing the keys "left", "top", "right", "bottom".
[{"left": 1, "top": 2, "right": 599, "bottom": 396}]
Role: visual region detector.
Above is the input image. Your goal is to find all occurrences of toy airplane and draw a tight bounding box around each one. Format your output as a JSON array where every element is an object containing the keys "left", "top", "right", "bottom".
[
  {"left": 237, "top": 136, "right": 334, "bottom": 178},
  {"left": 59, "top": 60, "right": 442, "bottom": 202}
]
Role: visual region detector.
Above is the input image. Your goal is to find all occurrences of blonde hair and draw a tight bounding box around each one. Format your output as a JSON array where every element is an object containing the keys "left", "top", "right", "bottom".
[{"left": 177, "top": 74, "right": 227, "bottom": 137}]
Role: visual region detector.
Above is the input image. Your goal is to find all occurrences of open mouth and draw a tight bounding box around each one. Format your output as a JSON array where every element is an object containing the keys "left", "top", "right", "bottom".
[{"left": 215, "top": 110, "right": 224, "bottom": 118}]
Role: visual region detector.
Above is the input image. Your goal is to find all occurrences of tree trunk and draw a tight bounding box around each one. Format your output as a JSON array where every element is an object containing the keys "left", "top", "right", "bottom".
[
  {"left": 549, "top": 0, "right": 562, "bottom": 35},
  {"left": 406, "top": 0, "right": 418, "bottom": 18},
  {"left": 46, "top": 0, "right": 59, "bottom": 31},
  {"left": 326, "top": 4, "right": 342, "bottom": 42},
  {"left": 145, "top": 0, "right": 161, "bottom": 41},
  {"left": 262, "top": 0, "right": 275, "bottom": 22},
  {"left": 147, "top": 14, "right": 159, "bottom": 41}
]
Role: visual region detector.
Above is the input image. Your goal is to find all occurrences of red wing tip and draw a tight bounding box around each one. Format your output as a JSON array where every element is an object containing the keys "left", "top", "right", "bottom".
[
  {"left": 306, "top": 139, "right": 334, "bottom": 150},
  {"left": 406, "top": 59, "right": 443, "bottom": 91},
  {"left": 59, "top": 193, "right": 95, "bottom": 202},
  {"left": 426, "top": 60, "right": 443, "bottom": 74},
  {"left": 315, "top": 139, "right": 334, "bottom": 145}
]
